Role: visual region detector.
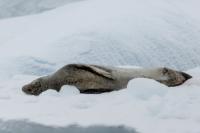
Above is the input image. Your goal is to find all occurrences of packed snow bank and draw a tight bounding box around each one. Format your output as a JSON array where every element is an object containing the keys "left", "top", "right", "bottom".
[{"left": 0, "top": 68, "right": 200, "bottom": 133}]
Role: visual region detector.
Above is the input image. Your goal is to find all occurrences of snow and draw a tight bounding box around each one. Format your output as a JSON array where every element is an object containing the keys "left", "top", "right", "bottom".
[{"left": 0, "top": 0, "right": 200, "bottom": 132}]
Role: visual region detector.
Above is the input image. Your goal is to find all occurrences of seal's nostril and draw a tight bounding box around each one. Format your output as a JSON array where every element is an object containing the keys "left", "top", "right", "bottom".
[{"left": 27, "top": 89, "right": 32, "bottom": 92}]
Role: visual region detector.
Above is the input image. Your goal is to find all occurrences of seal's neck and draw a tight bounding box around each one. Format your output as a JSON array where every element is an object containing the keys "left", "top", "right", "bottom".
[{"left": 41, "top": 75, "right": 62, "bottom": 92}]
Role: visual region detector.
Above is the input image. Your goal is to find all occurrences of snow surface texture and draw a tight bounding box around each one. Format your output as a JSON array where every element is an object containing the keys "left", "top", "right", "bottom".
[{"left": 0, "top": 0, "right": 200, "bottom": 132}]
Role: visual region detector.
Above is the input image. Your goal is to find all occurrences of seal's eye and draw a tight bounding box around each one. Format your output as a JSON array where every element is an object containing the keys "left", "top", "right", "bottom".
[{"left": 163, "top": 67, "right": 169, "bottom": 74}]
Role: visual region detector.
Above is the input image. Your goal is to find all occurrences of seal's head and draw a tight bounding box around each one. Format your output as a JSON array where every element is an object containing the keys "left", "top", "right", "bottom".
[
  {"left": 158, "top": 67, "right": 192, "bottom": 87},
  {"left": 22, "top": 78, "right": 43, "bottom": 96}
]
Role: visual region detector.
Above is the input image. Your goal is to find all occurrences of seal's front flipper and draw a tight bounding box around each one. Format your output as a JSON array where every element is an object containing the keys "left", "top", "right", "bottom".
[{"left": 68, "top": 64, "right": 114, "bottom": 80}]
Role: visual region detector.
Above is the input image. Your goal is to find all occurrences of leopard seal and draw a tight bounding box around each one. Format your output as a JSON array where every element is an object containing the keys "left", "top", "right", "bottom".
[{"left": 22, "top": 64, "right": 192, "bottom": 96}]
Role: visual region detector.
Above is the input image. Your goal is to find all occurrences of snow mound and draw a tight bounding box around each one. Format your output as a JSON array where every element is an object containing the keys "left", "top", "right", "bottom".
[{"left": 127, "top": 78, "right": 168, "bottom": 100}]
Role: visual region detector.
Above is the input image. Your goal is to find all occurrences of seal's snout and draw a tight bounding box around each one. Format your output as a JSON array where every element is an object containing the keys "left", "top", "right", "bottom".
[
  {"left": 22, "top": 84, "right": 32, "bottom": 95},
  {"left": 22, "top": 85, "right": 28, "bottom": 93},
  {"left": 22, "top": 84, "right": 42, "bottom": 96},
  {"left": 180, "top": 72, "right": 192, "bottom": 81}
]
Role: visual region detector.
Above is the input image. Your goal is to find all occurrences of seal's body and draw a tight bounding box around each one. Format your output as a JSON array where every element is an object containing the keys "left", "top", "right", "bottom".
[{"left": 22, "top": 64, "right": 192, "bottom": 96}]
